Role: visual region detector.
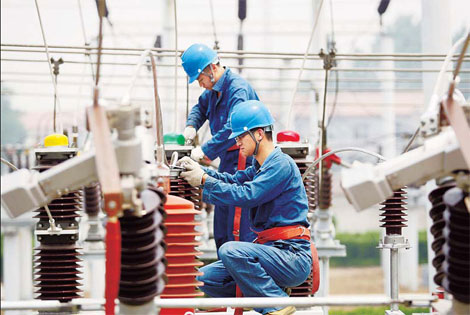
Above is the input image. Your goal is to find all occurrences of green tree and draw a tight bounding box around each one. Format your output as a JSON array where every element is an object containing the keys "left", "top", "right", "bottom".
[{"left": 1, "top": 84, "right": 27, "bottom": 144}]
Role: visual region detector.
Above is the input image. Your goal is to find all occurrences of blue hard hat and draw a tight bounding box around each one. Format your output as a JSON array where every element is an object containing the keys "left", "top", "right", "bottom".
[
  {"left": 181, "top": 43, "right": 218, "bottom": 83},
  {"left": 229, "top": 100, "right": 275, "bottom": 139}
]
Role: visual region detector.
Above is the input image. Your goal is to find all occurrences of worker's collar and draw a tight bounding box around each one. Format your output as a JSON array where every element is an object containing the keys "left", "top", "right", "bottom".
[
  {"left": 254, "top": 147, "right": 282, "bottom": 173},
  {"left": 212, "top": 67, "right": 229, "bottom": 93}
]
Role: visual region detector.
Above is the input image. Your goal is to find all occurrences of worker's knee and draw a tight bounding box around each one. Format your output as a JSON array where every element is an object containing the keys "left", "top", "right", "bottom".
[{"left": 218, "top": 241, "right": 239, "bottom": 261}]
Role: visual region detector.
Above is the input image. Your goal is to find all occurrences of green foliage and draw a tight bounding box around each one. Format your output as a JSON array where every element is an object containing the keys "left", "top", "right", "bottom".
[
  {"left": 330, "top": 230, "right": 428, "bottom": 267},
  {"left": 330, "top": 306, "right": 430, "bottom": 315},
  {"left": 1, "top": 86, "right": 27, "bottom": 145}
]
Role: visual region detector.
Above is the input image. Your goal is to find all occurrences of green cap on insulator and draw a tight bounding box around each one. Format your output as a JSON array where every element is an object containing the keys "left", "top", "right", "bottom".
[{"left": 163, "top": 133, "right": 185, "bottom": 145}]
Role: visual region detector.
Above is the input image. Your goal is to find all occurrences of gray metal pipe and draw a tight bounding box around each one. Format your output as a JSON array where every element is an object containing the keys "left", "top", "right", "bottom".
[{"left": 1, "top": 295, "right": 436, "bottom": 311}]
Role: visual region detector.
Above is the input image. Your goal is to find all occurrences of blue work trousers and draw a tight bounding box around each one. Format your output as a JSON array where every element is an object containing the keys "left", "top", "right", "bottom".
[
  {"left": 214, "top": 150, "right": 255, "bottom": 249},
  {"left": 197, "top": 240, "right": 312, "bottom": 314}
]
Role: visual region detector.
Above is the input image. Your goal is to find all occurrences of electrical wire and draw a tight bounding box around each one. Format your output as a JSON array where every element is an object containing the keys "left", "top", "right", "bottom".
[
  {"left": 1, "top": 157, "right": 18, "bottom": 171},
  {"left": 208, "top": 0, "right": 219, "bottom": 50},
  {"left": 301, "top": 147, "right": 387, "bottom": 181},
  {"left": 173, "top": 0, "right": 179, "bottom": 133},
  {"left": 286, "top": 0, "right": 324, "bottom": 130},
  {"left": 326, "top": 0, "right": 338, "bottom": 128},
  {"left": 76, "top": 0, "right": 96, "bottom": 81},
  {"left": 34, "top": 0, "right": 62, "bottom": 134}
]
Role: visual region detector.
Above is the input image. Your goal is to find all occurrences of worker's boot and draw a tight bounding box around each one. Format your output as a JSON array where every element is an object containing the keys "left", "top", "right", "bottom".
[{"left": 266, "top": 306, "right": 296, "bottom": 315}]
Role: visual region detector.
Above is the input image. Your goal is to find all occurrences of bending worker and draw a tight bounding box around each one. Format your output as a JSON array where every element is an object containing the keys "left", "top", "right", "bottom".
[
  {"left": 178, "top": 100, "right": 314, "bottom": 315},
  {"left": 181, "top": 43, "right": 259, "bottom": 248}
]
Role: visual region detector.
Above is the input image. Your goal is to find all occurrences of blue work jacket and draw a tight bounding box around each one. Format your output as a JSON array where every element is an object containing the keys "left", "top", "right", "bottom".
[
  {"left": 186, "top": 68, "right": 259, "bottom": 162},
  {"left": 202, "top": 147, "right": 310, "bottom": 231}
]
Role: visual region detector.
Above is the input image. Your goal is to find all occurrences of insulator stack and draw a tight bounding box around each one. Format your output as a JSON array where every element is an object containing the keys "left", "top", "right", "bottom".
[
  {"left": 118, "top": 188, "right": 167, "bottom": 306},
  {"left": 161, "top": 195, "right": 204, "bottom": 315},
  {"left": 295, "top": 160, "right": 318, "bottom": 212},
  {"left": 84, "top": 183, "right": 101, "bottom": 217},
  {"left": 428, "top": 182, "right": 455, "bottom": 280},
  {"left": 289, "top": 272, "right": 314, "bottom": 297},
  {"left": 33, "top": 149, "right": 83, "bottom": 302},
  {"left": 379, "top": 188, "right": 408, "bottom": 235},
  {"left": 319, "top": 168, "right": 332, "bottom": 210},
  {"left": 169, "top": 178, "right": 203, "bottom": 211},
  {"left": 437, "top": 187, "right": 470, "bottom": 304}
]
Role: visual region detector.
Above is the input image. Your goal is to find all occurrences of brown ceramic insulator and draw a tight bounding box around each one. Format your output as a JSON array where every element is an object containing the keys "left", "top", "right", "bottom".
[
  {"left": 289, "top": 273, "right": 314, "bottom": 297},
  {"left": 441, "top": 187, "right": 470, "bottom": 304},
  {"left": 319, "top": 168, "right": 332, "bottom": 210},
  {"left": 296, "top": 161, "right": 318, "bottom": 212},
  {"left": 118, "top": 189, "right": 166, "bottom": 305},
  {"left": 84, "top": 183, "right": 101, "bottom": 217},
  {"left": 170, "top": 178, "right": 203, "bottom": 211},
  {"left": 379, "top": 188, "right": 408, "bottom": 235},
  {"left": 34, "top": 245, "right": 82, "bottom": 302},
  {"left": 33, "top": 153, "right": 83, "bottom": 302}
]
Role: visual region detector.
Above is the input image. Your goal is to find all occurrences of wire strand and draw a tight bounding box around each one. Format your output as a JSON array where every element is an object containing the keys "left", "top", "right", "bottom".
[
  {"left": 286, "top": 0, "right": 324, "bottom": 129},
  {"left": 173, "top": 0, "right": 179, "bottom": 132},
  {"left": 209, "top": 0, "right": 219, "bottom": 50},
  {"left": 34, "top": 0, "right": 62, "bottom": 134},
  {"left": 302, "top": 147, "right": 387, "bottom": 181},
  {"left": 1, "top": 157, "right": 18, "bottom": 171},
  {"left": 76, "top": 0, "right": 96, "bottom": 81}
]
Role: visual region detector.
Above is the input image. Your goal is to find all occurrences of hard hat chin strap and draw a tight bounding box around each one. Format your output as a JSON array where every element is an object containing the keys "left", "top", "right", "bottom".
[{"left": 247, "top": 130, "right": 260, "bottom": 156}]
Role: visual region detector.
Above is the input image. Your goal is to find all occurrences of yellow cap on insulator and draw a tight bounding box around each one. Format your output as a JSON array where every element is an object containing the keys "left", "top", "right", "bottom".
[{"left": 44, "top": 134, "right": 69, "bottom": 147}]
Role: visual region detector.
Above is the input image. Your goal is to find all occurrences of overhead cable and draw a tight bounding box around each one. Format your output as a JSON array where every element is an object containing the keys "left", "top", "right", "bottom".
[
  {"left": 173, "top": 0, "right": 179, "bottom": 132},
  {"left": 209, "top": 0, "right": 220, "bottom": 50},
  {"left": 286, "top": 0, "right": 324, "bottom": 129},
  {"left": 34, "top": 0, "right": 62, "bottom": 133}
]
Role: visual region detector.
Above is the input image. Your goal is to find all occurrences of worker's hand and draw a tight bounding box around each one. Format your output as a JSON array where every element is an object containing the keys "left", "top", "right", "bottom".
[
  {"left": 183, "top": 126, "right": 197, "bottom": 143},
  {"left": 177, "top": 156, "right": 205, "bottom": 187},
  {"left": 190, "top": 147, "right": 205, "bottom": 162}
]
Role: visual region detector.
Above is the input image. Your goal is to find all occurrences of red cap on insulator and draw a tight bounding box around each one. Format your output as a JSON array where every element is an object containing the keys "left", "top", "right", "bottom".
[
  {"left": 315, "top": 148, "right": 342, "bottom": 169},
  {"left": 277, "top": 130, "right": 300, "bottom": 143}
]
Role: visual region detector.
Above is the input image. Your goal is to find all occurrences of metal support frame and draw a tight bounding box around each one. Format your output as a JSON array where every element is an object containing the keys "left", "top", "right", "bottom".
[
  {"left": 0, "top": 294, "right": 436, "bottom": 311},
  {"left": 378, "top": 235, "right": 411, "bottom": 315}
]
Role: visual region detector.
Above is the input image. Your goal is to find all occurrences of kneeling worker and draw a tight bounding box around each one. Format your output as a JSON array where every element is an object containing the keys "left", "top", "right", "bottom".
[{"left": 178, "top": 100, "right": 313, "bottom": 315}]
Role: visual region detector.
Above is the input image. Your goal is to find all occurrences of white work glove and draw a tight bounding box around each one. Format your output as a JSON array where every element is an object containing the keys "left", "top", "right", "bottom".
[
  {"left": 183, "top": 126, "right": 197, "bottom": 142},
  {"left": 190, "top": 146, "right": 205, "bottom": 162},
  {"left": 177, "top": 156, "right": 205, "bottom": 187}
]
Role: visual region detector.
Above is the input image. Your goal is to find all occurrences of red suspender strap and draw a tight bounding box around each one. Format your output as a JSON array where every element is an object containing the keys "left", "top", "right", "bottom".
[
  {"left": 233, "top": 148, "right": 246, "bottom": 241},
  {"left": 234, "top": 147, "right": 247, "bottom": 314}
]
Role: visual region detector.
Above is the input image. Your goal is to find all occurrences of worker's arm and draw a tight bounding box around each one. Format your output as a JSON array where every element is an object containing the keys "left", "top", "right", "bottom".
[
  {"left": 201, "top": 89, "right": 250, "bottom": 160},
  {"left": 202, "top": 158, "right": 291, "bottom": 208},
  {"left": 202, "top": 165, "right": 256, "bottom": 185},
  {"left": 186, "top": 92, "right": 210, "bottom": 130}
]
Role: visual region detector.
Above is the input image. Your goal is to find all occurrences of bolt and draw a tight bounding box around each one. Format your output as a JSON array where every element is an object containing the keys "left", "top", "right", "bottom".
[
  {"left": 38, "top": 236, "right": 42, "bottom": 241},
  {"left": 38, "top": 223, "right": 43, "bottom": 228}
]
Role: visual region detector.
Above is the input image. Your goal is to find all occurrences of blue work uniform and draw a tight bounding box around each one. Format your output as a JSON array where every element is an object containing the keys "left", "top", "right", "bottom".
[
  {"left": 198, "top": 147, "right": 313, "bottom": 314},
  {"left": 186, "top": 68, "right": 258, "bottom": 248}
]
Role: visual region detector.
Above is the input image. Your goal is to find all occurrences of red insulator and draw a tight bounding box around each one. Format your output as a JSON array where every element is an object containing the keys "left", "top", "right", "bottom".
[
  {"left": 319, "top": 168, "right": 332, "bottom": 210},
  {"left": 379, "top": 188, "right": 407, "bottom": 235},
  {"left": 161, "top": 195, "right": 204, "bottom": 315},
  {"left": 118, "top": 189, "right": 166, "bottom": 305}
]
